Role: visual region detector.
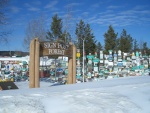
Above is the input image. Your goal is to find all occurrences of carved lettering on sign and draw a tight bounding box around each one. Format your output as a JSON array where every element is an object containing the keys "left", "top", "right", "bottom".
[{"left": 40, "top": 42, "right": 72, "bottom": 57}]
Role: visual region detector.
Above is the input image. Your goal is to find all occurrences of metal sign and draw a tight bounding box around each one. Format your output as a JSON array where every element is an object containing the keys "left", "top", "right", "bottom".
[
  {"left": 76, "top": 53, "right": 80, "bottom": 58},
  {"left": 56, "top": 68, "right": 63, "bottom": 72},
  {"left": 93, "top": 58, "right": 100, "bottom": 62},
  {"left": 87, "top": 55, "right": 94, "bottom": 59}
]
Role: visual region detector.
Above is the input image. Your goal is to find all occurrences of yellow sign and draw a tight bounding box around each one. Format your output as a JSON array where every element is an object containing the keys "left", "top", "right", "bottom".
[{"left": 76, "top": 53, "right": 80, "bottom": 58}]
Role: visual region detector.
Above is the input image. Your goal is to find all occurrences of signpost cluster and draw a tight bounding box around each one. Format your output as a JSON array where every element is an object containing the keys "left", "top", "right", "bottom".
[{"left": 76, "top": 50, "right": 150, "bottom": 82}]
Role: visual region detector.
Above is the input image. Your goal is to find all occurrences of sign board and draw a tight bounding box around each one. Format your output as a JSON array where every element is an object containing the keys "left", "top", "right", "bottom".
[
  {"left": 40, "top": 42, "right": 72, "bottom": 57},
  {"left": 76, "top": 53, "right": 80, "bottom": 58},
  {"left": 0, "top": 81, "right": 18, "bottom": 90},
  {"left": 93, "top": 58, "right": 100, "bottom": 62},
  {"left": 57, "top": 68, "right": 63, "bottom": 72},
  {"left": 94, "top": 67, "right": 98, "bottom": 72},
  {"left": 87, "top": 55, "right": 94, "bottom": 59}
]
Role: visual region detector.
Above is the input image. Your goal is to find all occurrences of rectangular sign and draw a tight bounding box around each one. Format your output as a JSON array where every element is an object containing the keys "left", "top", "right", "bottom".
[{"left": 40, "top": 42, "right": 73, "bottom": 57}]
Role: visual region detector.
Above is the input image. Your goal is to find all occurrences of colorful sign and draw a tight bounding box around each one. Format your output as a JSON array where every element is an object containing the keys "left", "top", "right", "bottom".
[{"left": 76, "top": 53, "right": 80, "bottom": 58}]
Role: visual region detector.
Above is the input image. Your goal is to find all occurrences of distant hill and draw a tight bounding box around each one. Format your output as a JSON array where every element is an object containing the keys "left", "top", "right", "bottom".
[{"left": 0, "top": 51, "right": 29, "bottom": 57}]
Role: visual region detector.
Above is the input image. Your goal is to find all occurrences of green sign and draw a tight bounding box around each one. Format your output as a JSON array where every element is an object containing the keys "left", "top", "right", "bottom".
[
  {"left": 87, "top": 55, "right": 94, "bottom": 59},
  {"left": 93, "top": 58, "right": 100, "bottom": 62}
]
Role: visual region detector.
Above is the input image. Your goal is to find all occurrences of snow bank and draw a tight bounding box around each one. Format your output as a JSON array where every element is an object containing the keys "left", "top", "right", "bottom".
[{"left": 0, "top": 76, "right": 150, "bottom": 113}]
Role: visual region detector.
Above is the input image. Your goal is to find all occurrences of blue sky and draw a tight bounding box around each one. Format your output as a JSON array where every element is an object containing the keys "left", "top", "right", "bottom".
[{"left": 1, "top": 0, "right": 150, "bottom": 51}]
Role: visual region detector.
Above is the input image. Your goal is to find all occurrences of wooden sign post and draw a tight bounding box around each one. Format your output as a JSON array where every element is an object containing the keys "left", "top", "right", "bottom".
[
  {"left": 29, "top": 38, "right": 76, "bottom": 88},
  {"left": 29, "top": 38, "right": 40, "bottom": 88}
]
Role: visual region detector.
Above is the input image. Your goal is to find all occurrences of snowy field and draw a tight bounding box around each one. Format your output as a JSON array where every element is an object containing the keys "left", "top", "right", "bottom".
[{"left": 0, "top": 76, "right": 150, "bottom": 113}]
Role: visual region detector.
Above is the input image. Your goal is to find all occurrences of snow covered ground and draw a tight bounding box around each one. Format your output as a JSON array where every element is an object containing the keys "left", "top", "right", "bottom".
[{"left": 0, "top": 76, "right": 150, "bottom": 113}]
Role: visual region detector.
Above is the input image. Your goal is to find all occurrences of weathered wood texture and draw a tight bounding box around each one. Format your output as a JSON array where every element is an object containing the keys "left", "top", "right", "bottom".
[
  {"left": 29, "top": 38, "right": 40, "bottom": 88},
  {"left": 29, "top": 39, "right": 35, "bottom": 88},
  {"left": 35, "top": 38, "right": 40, "bottom": 88}
]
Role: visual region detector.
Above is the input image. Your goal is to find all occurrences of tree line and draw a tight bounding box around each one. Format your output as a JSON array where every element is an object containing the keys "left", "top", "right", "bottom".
[
  {"left": 0, "top": 0, "right": 149, "bottom": 57},
  {"left": 24, "top": 14, "right": 150, "bottom": 56}
]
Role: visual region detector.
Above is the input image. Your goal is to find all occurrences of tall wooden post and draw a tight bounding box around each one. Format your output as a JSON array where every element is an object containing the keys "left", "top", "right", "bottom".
[
  {"left": 29, "top": 38, "right": 40, "bottom": 88},
  {"left": 35, "top": 38, "right": 40, "bottom": 88},
  {"left": 67, "top": 44, "right": 76, "bottom": 84},
  {"left": 72, "top": 45, "right": 76, "bottom": 84},
  {"left": 29, "top": 39, "right": 35, "bottom": 88},
  {"left": 68, "top": 58, "right": 73, "bottom": 84}
]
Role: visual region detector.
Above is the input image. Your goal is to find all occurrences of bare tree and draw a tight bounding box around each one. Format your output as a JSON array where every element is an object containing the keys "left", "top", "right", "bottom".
[
  {"left": 63, "top": 4, "right": 76, "bottom": 43},
  {"left": 0, "top": 0, "right": 10, "bottom": 44},
  {"left": 23, "top": 15, "right": 47, "bottom": 51}
]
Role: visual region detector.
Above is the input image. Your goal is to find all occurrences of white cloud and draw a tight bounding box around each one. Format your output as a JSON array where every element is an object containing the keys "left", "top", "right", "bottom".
[
  {"left": 24, "top": 3, "right": 40, "bottom": 12},
  {"left": 24, "top": 3, "right": 30, "bottom": 7},
  {"left": 70, "top": 9, "right": 81, "bottom": 13},
  {"left": 28, "top": 7, "right": 40, "bottom": 11},
  {"left": 91, "top": 3, "right": 100, "bottom": 8},
  {"left": 133, "top": 5, "right": 149, "bottom": 10},
  {"left": 44, "top": 1, "right": 58, "bottom": 9},
  {"left": 98, "top": 10, "right": 113, "bottom": 15},
  {"left": 85, "top": 4, "right": 150, "bottom": 27},
  {"left": 82, "top": 12, "right": 89, "bottom": 16},
  {"left": 107, "top": 5, "right": 123, "bottom": 9},
  {"left": 10, "top": 6, "right": 21, "bottom": 13},
  {"left": 32, "top": 1, "right": 41, "bottom": 6},
  {"left": 65, "top": 3, "right": 82, "bottom": 8}
]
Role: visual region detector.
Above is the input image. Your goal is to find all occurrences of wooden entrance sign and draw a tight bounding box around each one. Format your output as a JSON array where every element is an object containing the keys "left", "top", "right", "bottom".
[{"left": 29, "top": 38, "right": 76, "bottom": 88}]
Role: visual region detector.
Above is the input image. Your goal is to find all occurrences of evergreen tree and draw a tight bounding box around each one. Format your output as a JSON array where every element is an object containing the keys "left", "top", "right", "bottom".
[
  {"left": 118, "top": 29, "right": 133, "bottom": 52},
  {"left": 84, "top": 24, "right": 97, "bottom": 55},
  {"left": 133, "top": 39, "right": 139, "bottom": 52},
  {"left": 61, "top": 30, "right": 72, "bottom": 43},
  {"left": 142, "top": 42, "right": 149, "bottom": 55},
  {"left": 104, "top": 25, "right": 118, "bottom": 54},
  {"left": 96, "top": 42, "right": 103, "bottom": 58},
  {"left": 46, "top": 14, "right": 63, "bottom": 41},
  {"left": 75, "top": 19, "right": 85, "bottom": 52},
  {"left": 75, "top": 20, "right": 96, "bottom": 56}
]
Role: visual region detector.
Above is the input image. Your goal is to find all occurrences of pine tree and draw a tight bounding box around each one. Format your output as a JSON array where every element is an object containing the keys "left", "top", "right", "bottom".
[
  {"left": 75, "top": 19, "right": 85, "bottom": 52},
  {"left": 133, "top": 39, "right": 139, "bottom": 52},
  {"left": 61, "top": 30, "right": 72, "bottom": 43},
  {"left": 84, "top": 24, "right": 97, "bottom": 55},
  {"left": 96, "top": 42, "right": 103, "bottom": 58},
  {"left": 118, "top": 29, "right": 133, "bottom": 52},
  {"left": 142, "top": 42, "right": 149, "bottom": 55},
  {"left": 75, "top": 20, "right": 96, "bottom": 56},
  {"left": 46, "top": 14, "right": 63, "bottom": 41},
  {"left": 104, "top": 25, "right": 118, "bottom": 54}
]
